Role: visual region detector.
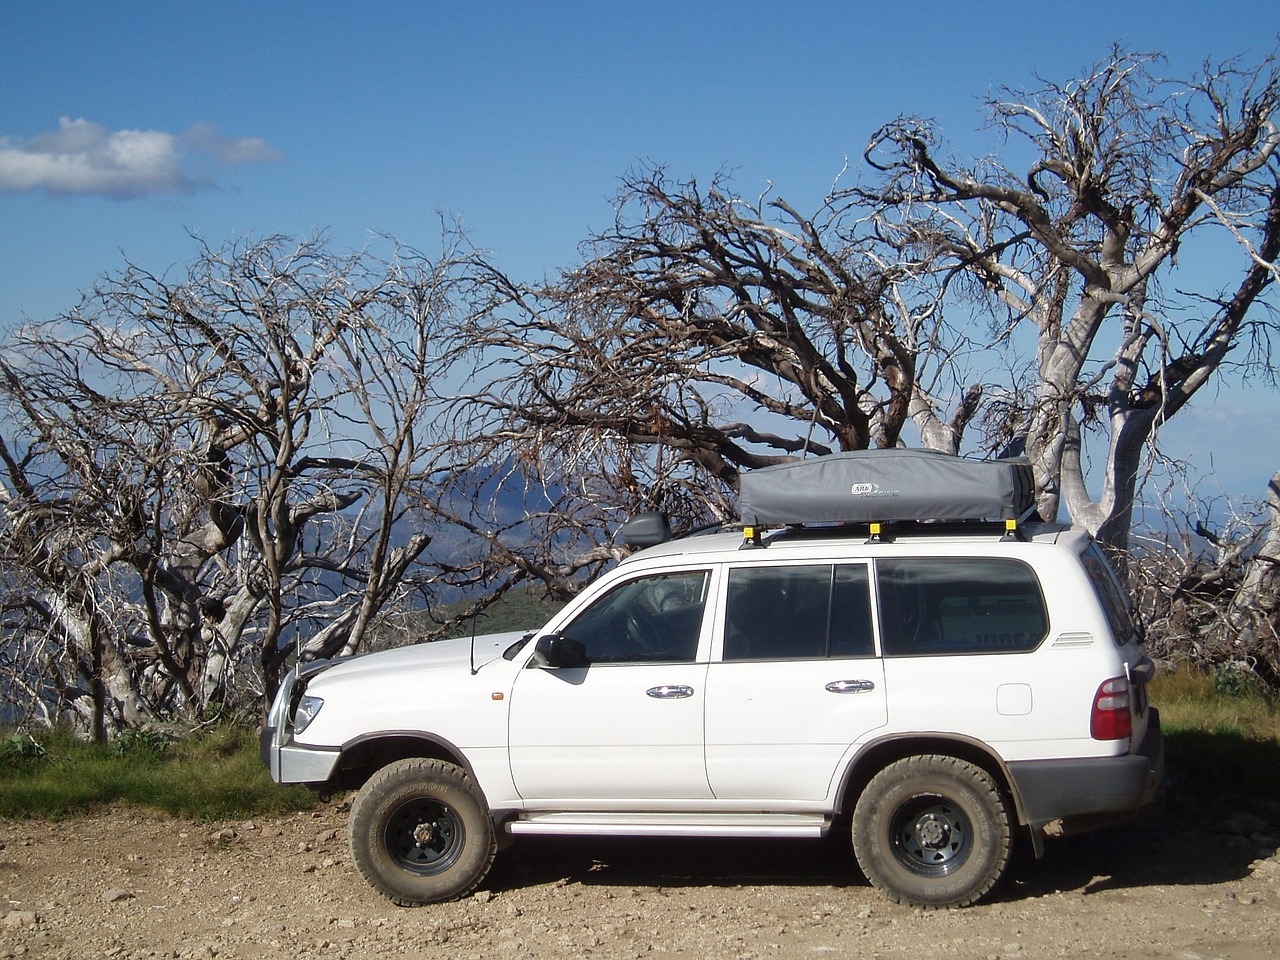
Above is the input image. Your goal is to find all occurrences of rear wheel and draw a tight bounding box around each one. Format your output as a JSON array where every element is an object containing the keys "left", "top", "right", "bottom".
[
  {"left": 852, "top": 755, "right": 1011, "bottom": 908},
  {"left": 349, "top": 757, "right": 496, "bottom": 906}
]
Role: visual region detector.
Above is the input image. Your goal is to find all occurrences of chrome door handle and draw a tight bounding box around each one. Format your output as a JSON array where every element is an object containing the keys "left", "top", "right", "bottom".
[
  {"left": 825, "top": 680, "right": 876, "bottom": 694},
  {"left": 646, "top": 685, "right": 695, "bottom": 699}
]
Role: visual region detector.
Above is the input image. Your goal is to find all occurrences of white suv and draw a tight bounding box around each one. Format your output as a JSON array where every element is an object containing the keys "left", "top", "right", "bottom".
[{"left": 262, "top": 452, "right": 1163, "bottom": 908}]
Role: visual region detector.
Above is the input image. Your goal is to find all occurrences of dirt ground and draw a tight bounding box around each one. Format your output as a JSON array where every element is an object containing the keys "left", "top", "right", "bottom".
[{"left": 2, "top": 800, "right": 1278, "bottom": 960}]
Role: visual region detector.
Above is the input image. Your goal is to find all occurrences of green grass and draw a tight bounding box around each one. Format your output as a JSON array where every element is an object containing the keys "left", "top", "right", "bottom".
[
  {"left": 1151, "top": 667, "right": 1279, "bottom": 740},
  {"left": 0, "top": 723, "right": 319, "bottom": 821},
  {"left": 1150, "top": 669, "right": 1280, "bottom": 823}
]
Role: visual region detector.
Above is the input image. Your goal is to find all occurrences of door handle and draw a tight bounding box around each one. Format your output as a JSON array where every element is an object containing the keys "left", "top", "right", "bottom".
[
  {"left": 646, "top": 685, "right": 695, "bottom": 699},
  {"left": 825, "top": 679, "right": 876, "bottom": 694}
]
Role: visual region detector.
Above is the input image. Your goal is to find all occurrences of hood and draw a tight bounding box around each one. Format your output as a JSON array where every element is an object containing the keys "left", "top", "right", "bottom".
[{"left": 305, "top": 629, "right": 533, "bottom": 691}]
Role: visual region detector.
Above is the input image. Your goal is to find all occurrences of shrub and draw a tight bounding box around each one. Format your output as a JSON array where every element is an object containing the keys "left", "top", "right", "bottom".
[{"left": 0, "top": 731, "right": 47, "bottom": 768}]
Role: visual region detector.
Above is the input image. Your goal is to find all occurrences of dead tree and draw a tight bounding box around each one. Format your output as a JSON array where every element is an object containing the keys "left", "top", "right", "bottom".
[
  {"left": 435, "top": 169, "right": 981, "bottom": 544},
  {"left": 861, "top": 47, "right": 1280, "bottom": 557},
  {"left": 1130, "top": 468, "right": 1280, "bottom": 685},
  {"left": 0, "top": 235, "right": 466, "bottom": 732}
]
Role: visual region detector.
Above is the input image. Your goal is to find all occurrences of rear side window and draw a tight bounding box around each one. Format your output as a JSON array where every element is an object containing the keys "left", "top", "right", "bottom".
[
  {"left": 878, "top": 558, "right": 1048, "bottom": 656},
  {"left": 723, "top": 564, "right": 874, "bottom": 660}
]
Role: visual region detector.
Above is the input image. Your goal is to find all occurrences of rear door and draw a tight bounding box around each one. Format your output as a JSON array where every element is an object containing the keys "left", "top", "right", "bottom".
[{"left": 703, "top": 562, "right": 888, "bottom": 801}]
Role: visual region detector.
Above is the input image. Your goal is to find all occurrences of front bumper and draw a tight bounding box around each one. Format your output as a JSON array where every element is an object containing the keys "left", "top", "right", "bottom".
[
  {"left": 260, "top": 725, "right": 343, "bottom": 784},
  {"left": 260, "top": 661, "right": 342, "bottom": 785}
]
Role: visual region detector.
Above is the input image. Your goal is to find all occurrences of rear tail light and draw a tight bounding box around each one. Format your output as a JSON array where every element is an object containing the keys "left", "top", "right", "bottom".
[{"left": 1091, "top": 676, "right": 1132, "bottom": 740}]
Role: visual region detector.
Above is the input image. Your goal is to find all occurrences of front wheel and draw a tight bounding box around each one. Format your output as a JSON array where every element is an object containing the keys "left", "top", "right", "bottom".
[
  {"left": 852, "top": 755, "right": 1012, "bottom": 908},
  {"left": 349, "top": 757, "right": 496, "bottom": 906}
]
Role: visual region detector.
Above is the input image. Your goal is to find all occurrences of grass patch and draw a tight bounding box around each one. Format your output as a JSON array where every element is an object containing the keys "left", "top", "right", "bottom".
[
  {"left": 0, "top": 723, "right": 319, "bottom": 821},
  {"left": 1151, "top": 668, "right": 1280, "bottom": 823},
  {"left": 1151, "top": 668, "right": 1280, "bottom": 741}
]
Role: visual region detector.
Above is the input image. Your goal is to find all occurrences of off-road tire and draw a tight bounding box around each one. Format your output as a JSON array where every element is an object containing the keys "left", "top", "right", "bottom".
[
  {"left": 348, "top": 757, "right": 496, "bottom": 906},
  {"left": 852, "top": 754, "right": 1012, "bottom": 908}
]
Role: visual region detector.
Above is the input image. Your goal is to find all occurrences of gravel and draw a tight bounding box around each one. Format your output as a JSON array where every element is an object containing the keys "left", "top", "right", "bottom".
[{"left": 2, "top": 801, "right": 1277, "bottom": 960}]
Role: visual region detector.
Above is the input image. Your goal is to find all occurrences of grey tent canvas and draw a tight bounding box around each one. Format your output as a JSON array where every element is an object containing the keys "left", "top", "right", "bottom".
[{"left": 738, "top": 450, "right": 1035, "bottom": 526}]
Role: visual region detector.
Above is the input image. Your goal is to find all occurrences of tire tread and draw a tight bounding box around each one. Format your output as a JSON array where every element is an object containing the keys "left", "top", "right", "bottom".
[
  {"left": 852, "top": 754, "right": 1012, "bottom": 908},
  {"left": 348, "top": 757, "right": 497, "bottom": 906}
]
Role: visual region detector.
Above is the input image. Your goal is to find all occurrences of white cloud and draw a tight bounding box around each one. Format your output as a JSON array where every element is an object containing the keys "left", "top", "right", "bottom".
[
  {"left": 180, "top": 122, "right": 280, "bottom": 165},
  {"left": 0, "top": 117, "right": 282, "bottom": 199}
]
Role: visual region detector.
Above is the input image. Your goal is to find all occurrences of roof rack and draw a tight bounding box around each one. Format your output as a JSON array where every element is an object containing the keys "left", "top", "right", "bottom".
[{"left": 740, "top": 516, "right": 1033, "bottom": 550}]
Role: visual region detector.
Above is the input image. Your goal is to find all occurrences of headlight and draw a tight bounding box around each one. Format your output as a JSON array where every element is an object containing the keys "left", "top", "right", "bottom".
[{"left": 292, "top": 694, "right": 324, "bottom": 734}]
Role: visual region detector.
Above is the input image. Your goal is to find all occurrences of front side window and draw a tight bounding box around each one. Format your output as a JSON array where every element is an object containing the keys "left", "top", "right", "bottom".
[
  {"left": 723, "top": 564, "right": 874, "bottom": 661},
  {"left": 877, "top": 557, "right": 1048, "bottom": 656},
  {"left": 560, "top": 570, "right": 710, "bottom": 664}
]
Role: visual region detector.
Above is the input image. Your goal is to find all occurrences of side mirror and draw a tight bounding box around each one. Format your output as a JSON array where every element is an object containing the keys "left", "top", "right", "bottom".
[{"left": 530, "top": 634, "right": 589, "bottom": 669}]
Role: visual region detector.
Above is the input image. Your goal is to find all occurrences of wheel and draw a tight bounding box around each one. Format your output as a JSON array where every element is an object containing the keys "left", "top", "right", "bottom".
[
  {"left": 348, "top": 757, "right": 496, "bottom": 906},
  {"left": 852, "top": 755, "right": 1012, "bottom": 908}
]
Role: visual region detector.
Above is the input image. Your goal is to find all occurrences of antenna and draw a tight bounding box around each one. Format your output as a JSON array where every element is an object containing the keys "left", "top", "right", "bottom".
[{"left": 469, "top": 608, "right": 480, "bottom": 676}]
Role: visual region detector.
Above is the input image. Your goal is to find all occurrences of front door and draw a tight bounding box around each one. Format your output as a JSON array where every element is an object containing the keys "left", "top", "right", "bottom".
[{"left": 508, "top": 568, "right": 715, "bottom": 803}]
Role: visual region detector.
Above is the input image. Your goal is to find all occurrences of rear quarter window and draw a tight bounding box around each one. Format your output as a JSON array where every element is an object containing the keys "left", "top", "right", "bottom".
[
  {"left": 1080, "top": 544, "right": 1139, "bottom": 646},
  {"left": 877, "top": 557, "right": 1049, "bottom": 656}
]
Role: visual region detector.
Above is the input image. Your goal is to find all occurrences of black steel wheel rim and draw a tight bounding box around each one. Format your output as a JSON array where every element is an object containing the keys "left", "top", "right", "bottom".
[
  {"left": 385, "top": 798, "right": 465, "bottom": 875},
  {"left": 889, "top": 795, "right": 971, "bottom": 877}
]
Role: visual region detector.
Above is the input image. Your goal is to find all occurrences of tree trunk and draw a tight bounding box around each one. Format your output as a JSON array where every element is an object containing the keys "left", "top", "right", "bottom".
[{"left": 1226, "top": 470, "right": 1280, "bottom": 682}]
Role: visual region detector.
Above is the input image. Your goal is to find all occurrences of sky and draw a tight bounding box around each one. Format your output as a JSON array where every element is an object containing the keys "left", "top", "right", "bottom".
[{"left": 2, "top": 0, "right": 1278, "bottom": 508}]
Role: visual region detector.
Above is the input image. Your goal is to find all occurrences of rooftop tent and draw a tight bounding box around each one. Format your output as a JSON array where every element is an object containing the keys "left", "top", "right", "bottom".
[{"left": 738, "top": 449, "right": 1036, "bottom": 526}]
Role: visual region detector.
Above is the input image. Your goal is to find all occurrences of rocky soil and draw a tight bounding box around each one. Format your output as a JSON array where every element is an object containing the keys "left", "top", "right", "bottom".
[{"left": 2, "top": 801, "right": 1278, "bottom": 960}]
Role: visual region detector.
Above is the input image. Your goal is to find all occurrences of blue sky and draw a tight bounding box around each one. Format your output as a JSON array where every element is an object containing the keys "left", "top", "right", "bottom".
[{"left": 2, "top": 0, "right": 1277, "bottom": 504}]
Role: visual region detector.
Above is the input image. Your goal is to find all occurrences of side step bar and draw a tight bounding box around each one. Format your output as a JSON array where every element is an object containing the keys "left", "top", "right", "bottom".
[{"left": 504, "top": 811, "right": 829, "bottom": 838}]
